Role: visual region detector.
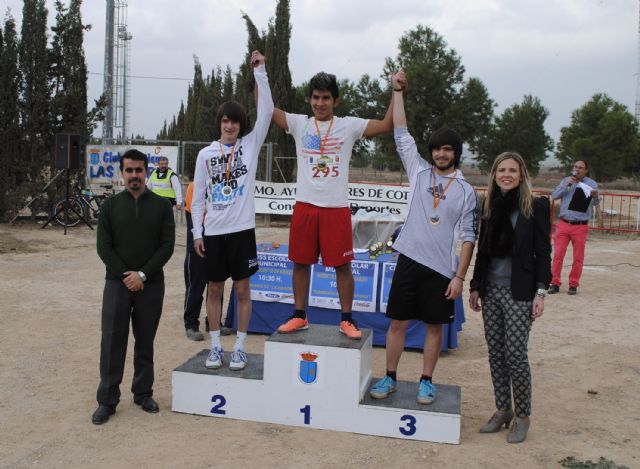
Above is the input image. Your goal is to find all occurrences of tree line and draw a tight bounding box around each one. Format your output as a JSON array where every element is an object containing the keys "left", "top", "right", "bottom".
[
  {"left": 2, "top": 1, "right": 639, "bottom": 220},
  {"left": 158, "top": 0, "right": 639, "bottom": 183},
  {"left": 0, "top": 0, "right": 104, "bottom": 220}
]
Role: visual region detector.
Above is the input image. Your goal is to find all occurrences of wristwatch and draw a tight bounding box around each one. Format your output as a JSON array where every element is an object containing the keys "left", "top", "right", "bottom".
[
  {"left": 138, "top": 271, "right": 147, "bottom": 282},
  {"left": 535, "top": 288, "right": 546, "bottom": 298}
]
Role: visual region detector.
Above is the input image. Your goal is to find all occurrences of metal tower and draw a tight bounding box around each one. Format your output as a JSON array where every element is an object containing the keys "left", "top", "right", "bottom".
[
  {"left": 102, "top": 0, "right": 133, "bottom": 140},
  {"left": 636, "top": 0, "right": 640, "bottom": 122}
]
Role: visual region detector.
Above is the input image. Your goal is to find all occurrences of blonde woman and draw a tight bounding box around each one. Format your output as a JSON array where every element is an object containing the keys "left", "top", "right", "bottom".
[{"left": 469, "top": 152, "right": 551, "bottom": 443}]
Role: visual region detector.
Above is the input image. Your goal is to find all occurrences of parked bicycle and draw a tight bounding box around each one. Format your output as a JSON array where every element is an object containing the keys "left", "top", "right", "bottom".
[{"left": 51, "top": 184, "right": 117, "bottom": 227}]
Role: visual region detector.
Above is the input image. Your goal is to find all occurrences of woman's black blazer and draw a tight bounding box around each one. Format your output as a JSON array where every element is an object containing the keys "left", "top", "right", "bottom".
[{"left": 470, "top": 196, "right": 552, "bottom": 302}]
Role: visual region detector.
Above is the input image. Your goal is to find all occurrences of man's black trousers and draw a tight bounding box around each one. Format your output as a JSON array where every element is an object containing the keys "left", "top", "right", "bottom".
[{"left": 96, "top": 279, "right": 164, "bottom": 407}]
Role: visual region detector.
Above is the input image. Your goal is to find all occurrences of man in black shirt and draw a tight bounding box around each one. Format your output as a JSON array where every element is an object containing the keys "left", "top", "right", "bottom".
[{"left": 92, "top": 149, "right": 175, "bottom": 425}]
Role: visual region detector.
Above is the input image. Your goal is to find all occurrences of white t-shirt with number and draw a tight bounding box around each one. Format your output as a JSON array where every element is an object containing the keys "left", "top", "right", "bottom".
[{"left": 286, "top": 113, "right": 368, "bottom": 207}]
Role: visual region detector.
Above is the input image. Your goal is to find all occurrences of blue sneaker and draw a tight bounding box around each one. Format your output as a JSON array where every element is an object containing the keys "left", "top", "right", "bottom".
[
  {"left": 370, "top": 375, "right": 397, "bottom": 399},
  {"left": 230, "top": 350, "right": 247, "bottom": 370},
  {"left": 205, "top": 346, "right": 224, "bottom": 369},
  {"left": 417, "top": 379, "right": 436, "bottom": 404}
]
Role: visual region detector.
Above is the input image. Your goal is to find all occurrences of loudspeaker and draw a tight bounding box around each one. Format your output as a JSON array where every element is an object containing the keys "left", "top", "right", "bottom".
[{"left": 54, "top": 133, "right": 83, "bottom": 169}]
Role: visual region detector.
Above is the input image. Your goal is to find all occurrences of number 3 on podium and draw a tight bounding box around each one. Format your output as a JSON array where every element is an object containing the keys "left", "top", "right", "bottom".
[{"left": 399, "top": 414, "right": 416, "bottom": 436}]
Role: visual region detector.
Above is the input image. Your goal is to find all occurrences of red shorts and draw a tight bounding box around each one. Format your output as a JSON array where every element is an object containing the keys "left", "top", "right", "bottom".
[{"left": 288, "top": 201, "right": 354, "bottom": 267}]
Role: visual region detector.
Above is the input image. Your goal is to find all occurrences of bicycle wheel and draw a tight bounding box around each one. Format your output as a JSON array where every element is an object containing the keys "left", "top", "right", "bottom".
[{"left": 52, "top": 197, "right": 84, "bottom": 227}]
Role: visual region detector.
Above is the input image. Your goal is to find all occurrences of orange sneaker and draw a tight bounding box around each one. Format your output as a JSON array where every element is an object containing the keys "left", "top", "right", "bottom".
[
  {"left": 277, "top": 315, "right": 309, "bottom": 333},
  {"left": 339, "top": 320, "right": 362, "bottom": 339}
]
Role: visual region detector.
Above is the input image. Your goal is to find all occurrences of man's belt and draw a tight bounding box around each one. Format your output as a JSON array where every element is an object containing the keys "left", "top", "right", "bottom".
[{"left": 560, "top": 217, "right": 588, "bottom": 225}]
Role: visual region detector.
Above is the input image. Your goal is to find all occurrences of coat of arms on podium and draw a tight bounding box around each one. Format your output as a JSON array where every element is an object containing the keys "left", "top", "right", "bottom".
[{"left": 298, "top": 351, "right": 318, "bottom": 384}]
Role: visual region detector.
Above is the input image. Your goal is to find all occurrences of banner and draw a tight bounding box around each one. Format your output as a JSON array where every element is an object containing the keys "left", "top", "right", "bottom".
[
  {"left": 380, "top": 262, "right": 397, "bottom": 313},
  {"left": 308, "top": 260, "right": 379, "bottom": 313},
  {"left": 249, "top": 252, "right": 294, "bottom": 304},
  {"left": 86, "top": 144, "right": 179, "bottom": 190},
  {"left": 254, "top": 181, "right": 409, "bottom": 217}
]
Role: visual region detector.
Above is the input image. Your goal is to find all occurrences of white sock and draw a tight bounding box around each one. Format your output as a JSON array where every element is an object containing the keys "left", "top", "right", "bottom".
[
  {"left": 234, "top": 331, "right": 247, "bottom": 352},
  {"left": 210, "top": 330, "right": 221, "bottom": 349}
]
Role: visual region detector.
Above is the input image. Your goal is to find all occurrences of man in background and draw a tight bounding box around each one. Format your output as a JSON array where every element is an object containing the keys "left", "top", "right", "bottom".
[
  {"left": 548, "top": 160, "right": 599, "bottom": 295},
  {"left": 148, "top": 156, "right": 183, "bottom": 210},
  {"left": 183, "top": 181, "right": 232, "bottom": 341}
]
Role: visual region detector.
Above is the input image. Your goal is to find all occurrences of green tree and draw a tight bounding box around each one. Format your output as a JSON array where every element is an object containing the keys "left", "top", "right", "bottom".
[
  {"left": 475, "top": 95, "right": 553, "bottom": 176},
  {"left": 338, "top": 75, "right": 386, "bottom": 168},
  {"left": 264, "top": 0, "right": 294, "bottom": 181},
  {"left": 556, "top": 94, "right": 639, "bottom": 181},
  {"left": 381, "top": 25, "right": 494, "bottom": 168},
  {"left": 0, "top": 13, "right": 22, "bottom": 217},
  {"left": 19, "top": 0, "right": 51, "bottom": 214},
  {"left": 50, "top": 0, "right": 90, "bottom": 136}
]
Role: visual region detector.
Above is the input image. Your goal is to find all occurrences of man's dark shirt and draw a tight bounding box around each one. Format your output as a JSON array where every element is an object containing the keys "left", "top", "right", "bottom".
[{"left": 97, "top": 188, "right": 175, "bottom": 282}]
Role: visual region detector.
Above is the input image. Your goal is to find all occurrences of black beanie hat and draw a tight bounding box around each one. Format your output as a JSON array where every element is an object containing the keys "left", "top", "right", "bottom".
[{"left": 427, "top": 127, "right": 463, "bottom": 158}]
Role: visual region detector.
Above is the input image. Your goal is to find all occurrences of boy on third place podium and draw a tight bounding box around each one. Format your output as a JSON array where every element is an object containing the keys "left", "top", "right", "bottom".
[
  {"left": 272, "top": 70, "right": 397, "bottom": 339},
  {"left": 191, "top": 50, "right": 274, "bottom": 372},
  {"left": 370, "top": 70, "right": 477, "bottom": 406}
]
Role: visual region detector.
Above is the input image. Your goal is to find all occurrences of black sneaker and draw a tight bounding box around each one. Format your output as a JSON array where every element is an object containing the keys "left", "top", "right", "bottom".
[
  {"left": 568, "top": 286, "right": 577, "bottom": 295},
  {"left": 186, "top": 328, "right": 204, "bottom": 341},
  {"left": 548, "top": 284, "right": 560, "bottom": 294}
]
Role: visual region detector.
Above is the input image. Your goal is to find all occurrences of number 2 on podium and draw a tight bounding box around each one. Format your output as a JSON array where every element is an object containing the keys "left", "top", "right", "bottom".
[
  {"left": 300, "top": 405, "right": 311, "bottom": 424},
  {"left": 210, "top": 394, "right": 226, "bottom": 415}
]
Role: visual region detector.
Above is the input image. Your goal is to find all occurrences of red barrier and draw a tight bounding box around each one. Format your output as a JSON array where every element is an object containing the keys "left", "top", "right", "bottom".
[{"left": 475, "top": 187, "right": 640, "bottom": 234}]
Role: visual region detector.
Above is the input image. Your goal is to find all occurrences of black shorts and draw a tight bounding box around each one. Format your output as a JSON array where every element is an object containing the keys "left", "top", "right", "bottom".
[
  {"left": 386, "top": 254, "right": 454, "bottom": 324},
  {"left": 202, "top": 229, "right": 259, "bottom": 282}
]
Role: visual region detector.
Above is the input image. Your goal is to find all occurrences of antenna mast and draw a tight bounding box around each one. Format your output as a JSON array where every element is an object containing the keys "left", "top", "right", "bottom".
[{"left": 102, "top": 0, "right": 133, "bottom": 140}]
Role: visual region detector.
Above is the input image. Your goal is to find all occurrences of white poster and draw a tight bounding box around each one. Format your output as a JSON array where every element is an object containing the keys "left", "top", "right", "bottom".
[
  {"left": 86, "top": 144, "right": 179, "bottom": 190},
  {"left": 253, "top": 181, "right": 409, "bottom": 216}
]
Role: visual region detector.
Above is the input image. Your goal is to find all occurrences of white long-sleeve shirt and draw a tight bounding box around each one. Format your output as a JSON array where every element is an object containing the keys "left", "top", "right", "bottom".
[{"left": 191, "top": 64, "right": 274, "bottom": 238}]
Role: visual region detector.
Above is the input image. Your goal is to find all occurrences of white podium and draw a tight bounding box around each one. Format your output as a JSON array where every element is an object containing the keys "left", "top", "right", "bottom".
[{"left": 172, "top": 324, "right": 461, "bottom": 443}]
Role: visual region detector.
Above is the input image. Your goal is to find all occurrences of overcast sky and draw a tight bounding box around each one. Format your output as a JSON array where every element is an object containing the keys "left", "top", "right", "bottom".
[{"left": 3, "top": 0, "right": 637, "bottom": 157}]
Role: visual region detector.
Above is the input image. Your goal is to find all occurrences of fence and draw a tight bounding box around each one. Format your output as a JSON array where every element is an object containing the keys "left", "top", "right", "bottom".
[
  {"left": 88, "top": 138, "right": 640, "bottom": 234},
  {"left": 474, "top": 187, "right": 640, "bottom": 234}
]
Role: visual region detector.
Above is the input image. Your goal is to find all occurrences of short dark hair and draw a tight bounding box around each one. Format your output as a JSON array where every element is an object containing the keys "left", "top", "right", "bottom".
[
  {"left": 427, "top": 127, "right": 463, "bottom": 169},
  {"left": 574, "top": 159, "right": 589, "bottom": 170},
  {"left": 308, "top": 72, "right": 339, "bottom": 100},
  {"left": 120, "top": 149, "right": 148, "bottom": 171},
  {"left": 215, "top": 101, "right": 248, "bottom": 138}
]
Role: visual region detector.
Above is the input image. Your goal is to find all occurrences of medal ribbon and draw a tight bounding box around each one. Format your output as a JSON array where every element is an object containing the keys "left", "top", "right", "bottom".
[
  {"left": 218, "top": 140, "right": 238, "bottom": 185},
  {"left": 313, "top": 117, "right": 334, "bottom": 157},
  {"left": 432, "top": 170, "right": 457, "bottom": 210}
]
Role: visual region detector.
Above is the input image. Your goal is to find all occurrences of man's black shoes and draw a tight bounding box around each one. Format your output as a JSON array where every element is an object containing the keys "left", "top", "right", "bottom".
[
  {"left": 547, "top": 284, "right": 560, "bottom": 294},
  {"left": 134, "top": 396, "right": 159, "bottom": 413},
  {"left": 568, "top": 286, "right": 577, "bottom": 295},
  {"left": 91, "top": 405, "right": 115, "bottom": 425}
]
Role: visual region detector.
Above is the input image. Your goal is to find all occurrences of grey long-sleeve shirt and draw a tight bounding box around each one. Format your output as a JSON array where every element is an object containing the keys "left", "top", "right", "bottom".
[{"left": 392, "top": 127, "right": 478, "bottom": 279}]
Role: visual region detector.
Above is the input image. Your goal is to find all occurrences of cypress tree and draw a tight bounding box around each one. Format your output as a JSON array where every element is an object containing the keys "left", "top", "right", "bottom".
[
  {"left": 50, "top": 0, "right": 89, "bottom": 136},
  {"left": 265, "top": 0, "right": 294, "bottom": 181},
  {"left": 0, "top": 13, "right": 22, "bottom": 217},
  {"left": 19, "top": 0, "right": 51, "bottom": 213}
]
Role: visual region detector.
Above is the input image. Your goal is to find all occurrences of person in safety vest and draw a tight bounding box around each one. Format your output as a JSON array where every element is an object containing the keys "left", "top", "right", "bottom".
[{"left": 148, "top": 156, "right": 183, "bottom": 210}]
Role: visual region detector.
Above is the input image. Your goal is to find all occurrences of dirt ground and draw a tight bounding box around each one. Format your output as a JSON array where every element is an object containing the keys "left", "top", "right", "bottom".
[{"left": 0, "top": 222, "right": 638, "bottom": 469}]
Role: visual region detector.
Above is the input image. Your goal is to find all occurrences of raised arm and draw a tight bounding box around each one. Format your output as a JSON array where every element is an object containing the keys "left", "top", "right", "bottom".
[
  {"left": 249, "top": 50, "right": 274, "bottom": 144},
  {"left": 391, "top": 69, "right": 407, "bottom": 128},
  {"left": 363, "top": 70, "right": 407, "bottom": 137}
]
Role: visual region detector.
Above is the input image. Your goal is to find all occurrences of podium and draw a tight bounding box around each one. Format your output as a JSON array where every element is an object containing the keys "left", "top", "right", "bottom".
[{"left": 172, "top": 324, "right": 461, "bottom": 443}]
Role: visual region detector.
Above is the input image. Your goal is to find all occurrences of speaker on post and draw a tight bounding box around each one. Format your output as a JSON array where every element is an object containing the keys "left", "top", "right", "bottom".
[{"left": 54, "top": 133, "right": 84, "bottom": 169}]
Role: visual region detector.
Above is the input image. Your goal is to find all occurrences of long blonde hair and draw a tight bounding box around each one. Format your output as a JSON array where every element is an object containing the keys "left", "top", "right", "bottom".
[{"left": 483, "top": 152, "right": 534, "bottom": 219}]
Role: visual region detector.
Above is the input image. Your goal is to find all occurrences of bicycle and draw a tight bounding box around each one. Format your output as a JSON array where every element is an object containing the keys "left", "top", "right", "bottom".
[{"left": 51, "top": 184, "right": 117, "bottom": 227}]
